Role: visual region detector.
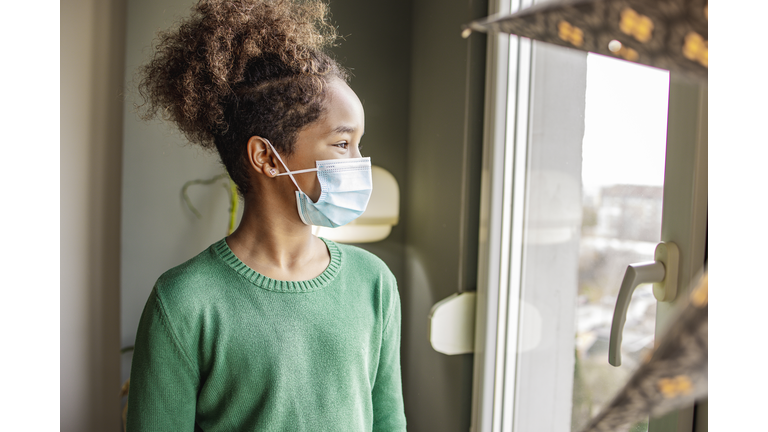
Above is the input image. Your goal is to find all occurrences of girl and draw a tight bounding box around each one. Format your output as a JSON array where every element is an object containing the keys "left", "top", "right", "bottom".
[{"left": 126, "top": 1, "right": 406, "bottom": 430}]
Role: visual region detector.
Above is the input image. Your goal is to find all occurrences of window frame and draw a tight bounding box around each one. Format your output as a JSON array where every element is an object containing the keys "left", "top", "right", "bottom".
[{"left": 470, "top": 2, "right": 708, "bottom": 432}]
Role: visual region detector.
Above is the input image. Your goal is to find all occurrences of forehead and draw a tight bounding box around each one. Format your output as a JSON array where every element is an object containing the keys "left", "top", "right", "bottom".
[{"left": 317, "top": 80, "right": 365, "bottom": 135}]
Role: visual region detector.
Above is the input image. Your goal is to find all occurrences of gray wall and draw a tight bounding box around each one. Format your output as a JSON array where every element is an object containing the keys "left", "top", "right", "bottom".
[
  {"left": 61, "top": 0, "right": 127, "bottom": 430},
  {"left": 119, "top": 0, "right": 237, "bottom": 383}
]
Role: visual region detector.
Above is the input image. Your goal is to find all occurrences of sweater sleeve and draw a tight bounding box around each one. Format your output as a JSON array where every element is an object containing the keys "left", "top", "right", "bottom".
[
  {"left": 126, "top": 287, "right": 200, "bottom": 431},
  {"left": 371, "top": 285, "right": 407, "bottom": 431}
]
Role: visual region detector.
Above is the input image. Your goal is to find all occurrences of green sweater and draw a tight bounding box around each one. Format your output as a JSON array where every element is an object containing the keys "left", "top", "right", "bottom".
[{"left": 126, "top": 238, "right": 406, "bottom": 431}]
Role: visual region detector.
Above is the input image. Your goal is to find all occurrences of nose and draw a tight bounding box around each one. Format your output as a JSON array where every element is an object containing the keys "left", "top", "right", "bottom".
[{"left": 352, "top": 144, "right": 363, "bottom": 159}]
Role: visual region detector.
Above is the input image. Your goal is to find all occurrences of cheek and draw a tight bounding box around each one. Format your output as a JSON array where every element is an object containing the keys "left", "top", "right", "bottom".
[{"left": 300, "top": 174, "right": 322, "bottom": 203}]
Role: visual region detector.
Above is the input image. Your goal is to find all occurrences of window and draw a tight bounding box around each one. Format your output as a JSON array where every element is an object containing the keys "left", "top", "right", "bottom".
[{"left": 471, "top": 2, "right": 707, "bottom": 431}]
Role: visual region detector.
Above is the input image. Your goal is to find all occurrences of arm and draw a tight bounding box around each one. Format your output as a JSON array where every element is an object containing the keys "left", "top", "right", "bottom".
[
  {"left": 126, "top": 287, "right": 199, "bottom": 431},
  {"left": 371, "top": 289, "right": 407, "bottom": 431}
]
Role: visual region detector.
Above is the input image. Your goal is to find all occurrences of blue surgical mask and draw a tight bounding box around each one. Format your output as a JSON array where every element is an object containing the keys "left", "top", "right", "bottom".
[{"left": 266, "top": 139, "right": 373, "bottom": 228}]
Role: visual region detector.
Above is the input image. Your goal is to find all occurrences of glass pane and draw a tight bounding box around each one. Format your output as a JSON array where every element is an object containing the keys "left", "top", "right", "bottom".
[{"left": 571, "top": 54, "right": 670, "bottom": 431}]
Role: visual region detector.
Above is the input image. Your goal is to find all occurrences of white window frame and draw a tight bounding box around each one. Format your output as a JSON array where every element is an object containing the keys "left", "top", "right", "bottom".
[
  {"left": 470, "top": 0, "right": 533, "bottom": 430},
  {"left": 470, "top": 2, "right": 708, "bottom": 432}
]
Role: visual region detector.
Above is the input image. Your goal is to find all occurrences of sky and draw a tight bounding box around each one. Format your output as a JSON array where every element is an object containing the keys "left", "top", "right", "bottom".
[{"left": 581, "top": 53, "right": 671, "bottom": 189}]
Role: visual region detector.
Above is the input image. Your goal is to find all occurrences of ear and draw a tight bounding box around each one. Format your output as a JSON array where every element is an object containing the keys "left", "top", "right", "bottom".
[{"left": 246, "top": 136, "right": 280, "bottom": 178}]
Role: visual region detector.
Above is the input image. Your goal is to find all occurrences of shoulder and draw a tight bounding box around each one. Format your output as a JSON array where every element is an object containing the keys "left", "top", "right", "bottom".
[
  {"left": 327, "top": 240, "right": 400, "bottom": 317},
  {"left": 153, "top": 241, "right": 231, "bottom": 311},
  {"left": 330, "top": 241, "right": 402, "bottom": 332}
]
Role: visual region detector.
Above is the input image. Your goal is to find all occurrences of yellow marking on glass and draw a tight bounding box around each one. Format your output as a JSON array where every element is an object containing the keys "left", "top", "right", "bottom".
[
  {"left": 658, "top": 375, "right": 693, "bottom": 398},
  {"left": 620, "top": 8, "right": 654, "bottom": 43},
  {"left": 683, "top": 32, "right": 708, "bottom": 67},
  {"left": 558, "top": 20, "right": 584, "bottom": 47},
  {"left": 620, "top": 46, "right": 639, "bottom": 61},
  {"left": 606, "top": 39, "right": 638, "bottom": 61}
]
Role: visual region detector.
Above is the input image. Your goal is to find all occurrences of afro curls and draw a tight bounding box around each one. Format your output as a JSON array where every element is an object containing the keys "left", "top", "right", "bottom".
[{"left": 137, "top": 0, "right": 348, "bottom": 194}]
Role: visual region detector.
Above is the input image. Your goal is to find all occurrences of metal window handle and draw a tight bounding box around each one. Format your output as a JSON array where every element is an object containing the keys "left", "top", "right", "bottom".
[{"left": 608, "top": 242, "right": 679, "bottom": 367}]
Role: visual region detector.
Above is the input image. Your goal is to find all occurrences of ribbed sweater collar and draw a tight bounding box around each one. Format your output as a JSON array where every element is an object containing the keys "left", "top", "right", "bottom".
[{"left": 213, "top": 237, "right": 342, "bottom": 293}]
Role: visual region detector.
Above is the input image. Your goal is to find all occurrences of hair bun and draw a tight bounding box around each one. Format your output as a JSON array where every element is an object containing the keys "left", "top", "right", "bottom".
[{"left": 137, "top": 0, "right": 339, "bottom": 149}]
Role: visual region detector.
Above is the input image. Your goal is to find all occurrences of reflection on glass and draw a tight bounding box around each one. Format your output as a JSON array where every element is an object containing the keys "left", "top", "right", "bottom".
[{"left": 571, "top": 53, "right": 669, "bottom": 432}]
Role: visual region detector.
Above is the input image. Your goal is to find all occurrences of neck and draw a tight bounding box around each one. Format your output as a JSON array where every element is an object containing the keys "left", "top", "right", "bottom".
[{"left": 226, "top": 195, "right": 329, "bottom": 281}]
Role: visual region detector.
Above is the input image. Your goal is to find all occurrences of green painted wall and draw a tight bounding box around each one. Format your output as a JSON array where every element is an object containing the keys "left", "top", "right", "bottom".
[
  {"left": 326, "top": 0, "right": 413, "bottom": 293},
  {"left": 402, "top": 0, "right": 487, "bottom": 430}
]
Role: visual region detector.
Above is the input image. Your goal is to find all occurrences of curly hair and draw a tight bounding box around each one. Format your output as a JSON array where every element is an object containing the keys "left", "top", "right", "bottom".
[{"left": 138, "top": 0, "right": 348, "bottom": 194}]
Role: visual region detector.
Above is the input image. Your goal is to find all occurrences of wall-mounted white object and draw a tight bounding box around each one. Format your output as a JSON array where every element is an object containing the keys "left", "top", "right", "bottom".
[
  {"left": 608, "top": 241, "right": 679, "bottom": 366},
  {"left": 314, "top": 165, "right": 400, "bottom": 243},
  {"left": 429, "top": 292, "right": 477, "bottom": 355}
]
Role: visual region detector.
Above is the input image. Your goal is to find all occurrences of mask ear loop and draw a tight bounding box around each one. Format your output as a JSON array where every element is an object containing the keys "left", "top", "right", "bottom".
[{"left": 264, "top": 139, "right": 317, "bottom": 193}]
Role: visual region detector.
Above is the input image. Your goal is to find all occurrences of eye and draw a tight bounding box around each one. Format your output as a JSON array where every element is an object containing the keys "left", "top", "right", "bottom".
[{"left": 334, "top": 141, "right": 349, "bottom": 149}]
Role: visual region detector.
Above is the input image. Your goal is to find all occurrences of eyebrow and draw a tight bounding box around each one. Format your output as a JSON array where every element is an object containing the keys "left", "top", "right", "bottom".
[{"left": 331, "top": 125, "right": 357, "bottom": 135}]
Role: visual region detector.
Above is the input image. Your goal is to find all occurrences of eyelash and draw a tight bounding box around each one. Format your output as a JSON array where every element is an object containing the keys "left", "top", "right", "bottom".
[{"left": 333, "top": 141, "right": 364, "bottom": 155}]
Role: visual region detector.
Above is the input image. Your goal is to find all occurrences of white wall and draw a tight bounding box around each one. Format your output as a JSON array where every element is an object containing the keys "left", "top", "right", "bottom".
[{"left": 61, "top": 0, "right": 126, "bottom": 430}]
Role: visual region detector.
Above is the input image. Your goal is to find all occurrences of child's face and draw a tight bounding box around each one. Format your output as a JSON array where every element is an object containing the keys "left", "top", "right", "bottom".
[{"left": 284, "top": 79, "right": 366, "bottom": 202}]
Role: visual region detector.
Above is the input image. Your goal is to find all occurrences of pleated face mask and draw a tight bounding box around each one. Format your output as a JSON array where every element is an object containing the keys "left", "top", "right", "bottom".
[{"left": 266, "top": 139, "right": 373, "bottom": 228}]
